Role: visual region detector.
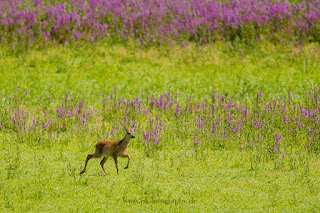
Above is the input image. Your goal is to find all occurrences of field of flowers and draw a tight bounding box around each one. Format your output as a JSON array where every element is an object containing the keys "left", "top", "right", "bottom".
[
  {"left": 0, "top": 82, "right": 320, "bottom": 211},
  {"left": 1, "top": 83, "right": 320, "bottom": 211},
  {"left": 1, "top": 0, "right": 320, "bottom": 211},
  {"left": 1, "top": 0, "right": 320, "bottom": 49},
  {"left": 2, "top": 88, "right": 320, "bottom": 157}
]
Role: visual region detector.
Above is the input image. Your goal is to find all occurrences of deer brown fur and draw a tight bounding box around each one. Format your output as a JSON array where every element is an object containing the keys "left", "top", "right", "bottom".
[{"left": 80, "top": 126, "right": 135, "bottom": 175}]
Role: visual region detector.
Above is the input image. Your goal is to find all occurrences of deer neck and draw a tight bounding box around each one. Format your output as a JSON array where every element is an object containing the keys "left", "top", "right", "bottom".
[{"left": 119, "top": 134, "right": 131, "bottom": 147}]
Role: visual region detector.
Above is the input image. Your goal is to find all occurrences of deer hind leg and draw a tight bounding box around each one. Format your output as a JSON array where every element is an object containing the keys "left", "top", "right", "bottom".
[
  {"left": 80, "top": 153, "right": 101, "bottom": 174},
  {"left": 100, "top": 157, "right": 108, "bottom": 175},
  {"left": 120, "top": 154, "right": 131, "bottom": 169},
  {"left": 113, "top": 156, "right": 119, "bottom": 174}
]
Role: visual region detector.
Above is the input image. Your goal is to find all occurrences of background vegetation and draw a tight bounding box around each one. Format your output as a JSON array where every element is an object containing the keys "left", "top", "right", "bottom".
[
  {"left": 1, "top": 41, "right": 320, "bottom": 211},
  {"left": 1, "top": 0, "right": 320, "bottom": 212}
]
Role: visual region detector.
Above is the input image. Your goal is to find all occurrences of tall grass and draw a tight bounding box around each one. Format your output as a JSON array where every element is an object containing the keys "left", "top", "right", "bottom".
[{"left": 1, "top": 69, "right": 320, "bottom": 211}]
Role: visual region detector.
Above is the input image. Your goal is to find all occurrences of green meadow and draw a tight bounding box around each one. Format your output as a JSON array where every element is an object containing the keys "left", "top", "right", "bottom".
[
  {"left": 1, "top": 41, "right": 320, "bottom": 212},
  {"left": 1, "top": 41, "right": 319, "bottom": 102}
]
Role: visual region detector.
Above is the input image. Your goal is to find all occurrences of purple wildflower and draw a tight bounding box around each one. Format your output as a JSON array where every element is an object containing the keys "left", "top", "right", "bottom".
[
  {"left": 176, "top": 104, "right": 181, "bottom": 116},
  {"left": 212, "top": 121, "right": 216, "bottom": 134}
]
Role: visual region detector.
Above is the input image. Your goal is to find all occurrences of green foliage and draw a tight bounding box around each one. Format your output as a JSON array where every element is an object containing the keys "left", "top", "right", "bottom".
[
  {"left": 1, "top": 42, "right": 320, "bottom": 211},
  {"left": 0, "top": 41, "right": 319, "bottom": 103}
]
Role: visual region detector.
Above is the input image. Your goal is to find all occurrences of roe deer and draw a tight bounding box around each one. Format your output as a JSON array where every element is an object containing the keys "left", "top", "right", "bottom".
[{"left": 80, "top": 126, "right": 135, "bottom": 175}]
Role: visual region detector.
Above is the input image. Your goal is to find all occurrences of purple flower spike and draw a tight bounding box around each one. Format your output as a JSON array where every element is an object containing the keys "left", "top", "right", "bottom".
[
  {"left": 212, "top": 121, "right": 216, "bottom": 134},
  {"left": 30, "top": 117, "right": 36, "bottom": 131},
  {"left": 45, "top": 120, "right": 52, "bottom": 130},
  {"left": 276, "top": 132, "right": 282, "bottom": 142},
  {"left": 244, "top": 109, "right": 248, "bottom": 117},
  {"left": 288, "top": 92, "right": 291, "bottom": 104},
  {"left": 176, "top": 104, "right": 181, "bottom": 116}
]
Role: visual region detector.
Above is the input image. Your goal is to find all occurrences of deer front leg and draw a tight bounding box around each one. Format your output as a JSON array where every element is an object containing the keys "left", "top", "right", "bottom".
[
  {"left": 113, "top": 156, "right": 119, "bottom": 174},
  {"left": 120, "top": 154, "right": 131, "bottom": 169}
]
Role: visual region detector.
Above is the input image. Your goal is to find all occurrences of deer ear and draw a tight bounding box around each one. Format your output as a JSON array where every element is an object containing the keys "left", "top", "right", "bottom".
[{"left": 123, "top": 124, "right": 128, "bottom": 132}]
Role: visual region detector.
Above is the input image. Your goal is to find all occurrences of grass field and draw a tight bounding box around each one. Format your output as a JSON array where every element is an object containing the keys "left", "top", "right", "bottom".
[
  {"left": 1, "top": 41, "right": 320, "bottom": 212},
  {"left": 1, "top": 41, "right": 320, "bottom": 102},
  {"left": 1, "top": 143, "right": 320, "bottom": 211}
]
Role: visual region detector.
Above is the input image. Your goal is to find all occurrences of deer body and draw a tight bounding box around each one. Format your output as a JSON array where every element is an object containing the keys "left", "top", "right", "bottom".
[{"left": 80, "top": 127, "right": 135, "bottom": 175}]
